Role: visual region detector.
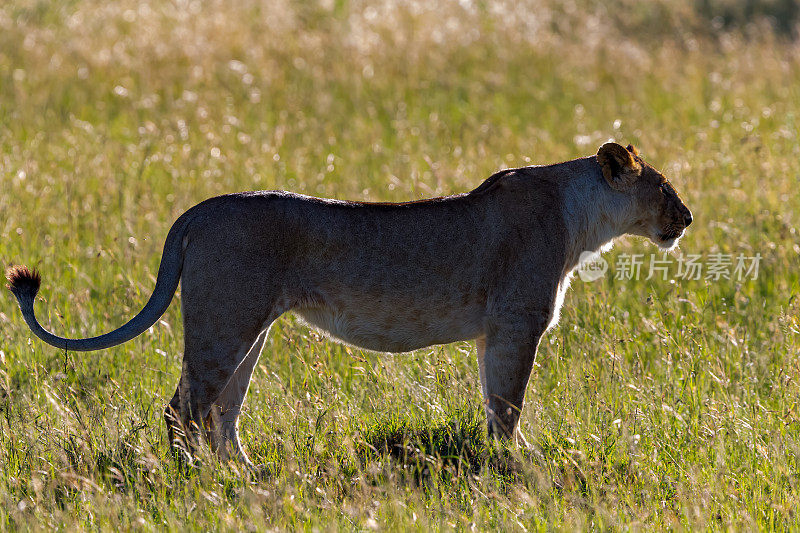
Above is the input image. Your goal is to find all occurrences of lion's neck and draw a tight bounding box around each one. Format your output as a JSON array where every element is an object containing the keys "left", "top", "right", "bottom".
[{"left": 560, "top": 165, "right": 637, "bottom": 272}]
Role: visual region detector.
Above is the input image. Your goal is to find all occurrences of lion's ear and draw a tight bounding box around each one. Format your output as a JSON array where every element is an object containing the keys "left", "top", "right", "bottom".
[
  {"left": 597, "top": 142, "right": 642, "bottom": 191},
  {"left": 626, "top": 144, "right": 639, "bottom": 156}
]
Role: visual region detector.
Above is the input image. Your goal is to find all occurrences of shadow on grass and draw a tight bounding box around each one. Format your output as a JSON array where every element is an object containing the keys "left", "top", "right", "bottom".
[
  {"left": 356, "top": 407, "right": 528, "bottom": 484},
  {"left": 356, "top": 408, "right": 597, "bottom": 497}
]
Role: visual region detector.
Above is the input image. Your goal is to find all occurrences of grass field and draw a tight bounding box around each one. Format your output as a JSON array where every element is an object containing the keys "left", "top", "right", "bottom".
[{"left": 1, "top": 0, "right": 800, "bottom": 529}]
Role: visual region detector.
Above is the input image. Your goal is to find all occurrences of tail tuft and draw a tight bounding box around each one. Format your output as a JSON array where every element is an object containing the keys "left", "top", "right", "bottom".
[{"left": 6, "top": 265, "right": 41, "bottom": 300}]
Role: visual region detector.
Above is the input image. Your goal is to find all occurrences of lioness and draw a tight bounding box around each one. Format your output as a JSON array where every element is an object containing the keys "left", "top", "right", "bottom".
[{"left": 7, "top": 142, "right": 691, "bottom": 467}]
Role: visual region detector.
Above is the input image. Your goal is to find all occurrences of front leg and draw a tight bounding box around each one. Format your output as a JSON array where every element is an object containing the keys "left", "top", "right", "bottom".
[{"left": 482, "top": 313, "right": 548, "bottom": 438}]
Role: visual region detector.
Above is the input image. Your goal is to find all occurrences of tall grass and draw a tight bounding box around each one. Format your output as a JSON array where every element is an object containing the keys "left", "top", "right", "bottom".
[{"left": 1, "top": 0, "right": 799, "bottom": 529}]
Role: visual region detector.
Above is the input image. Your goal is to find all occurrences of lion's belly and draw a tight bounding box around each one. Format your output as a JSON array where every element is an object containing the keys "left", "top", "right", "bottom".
[{"left": 294, "top": 302, "right": 484, "bottom": 353}]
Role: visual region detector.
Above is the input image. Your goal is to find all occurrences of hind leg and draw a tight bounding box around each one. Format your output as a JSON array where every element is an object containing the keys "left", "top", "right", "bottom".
[
  {"left": 203, "top": 330, "right": 266, "bottom": 462},
  {"left": 165, "top": 224, "right": 291, "bottom": 466},
  {"left": 175, "top": 334, "right": 262, "bottom": 462},
  {"left": 169, "top": 288, "right": 277, "bottom": 465},
  {"left": 206, "top": 321, "right": 275, "bottom": 465}
]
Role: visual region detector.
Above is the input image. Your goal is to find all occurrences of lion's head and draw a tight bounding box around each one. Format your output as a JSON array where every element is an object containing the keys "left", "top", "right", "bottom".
[{"left": 597, "top": 142, "right": 692, "bottom": 250}]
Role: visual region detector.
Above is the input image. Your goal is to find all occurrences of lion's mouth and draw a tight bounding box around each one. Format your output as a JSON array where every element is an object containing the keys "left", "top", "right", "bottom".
[
  {"left": 658, "top": 221, "right": 687, "bottom": 242},
  {"left": 659, "top": 229, "right": 683, "bottom": 241},
  {"left": 655, "top": 225, "right": 686, "bottom": 250}
]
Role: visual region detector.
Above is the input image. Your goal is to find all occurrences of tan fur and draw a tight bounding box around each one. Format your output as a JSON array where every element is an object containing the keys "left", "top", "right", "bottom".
[
  {"left": 597, "top": 142, "right": 641, "bottom": 191},
  {"left": 7, "top": 142, "right": 692, "bottom": 467}
]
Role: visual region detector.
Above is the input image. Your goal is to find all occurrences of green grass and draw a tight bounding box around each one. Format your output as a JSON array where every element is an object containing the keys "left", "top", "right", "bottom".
[{"left": 1, "top": 0, "right": 800, "bottom": 529}]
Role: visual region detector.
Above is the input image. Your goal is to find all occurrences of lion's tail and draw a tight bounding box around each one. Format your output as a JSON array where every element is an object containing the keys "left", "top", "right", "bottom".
[{"left": 6, "top": 210, "right": 196, "bottom": 352}]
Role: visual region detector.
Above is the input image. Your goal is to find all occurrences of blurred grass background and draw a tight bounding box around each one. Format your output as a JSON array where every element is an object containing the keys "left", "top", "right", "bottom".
[{"left": 1, "top": 0, "right": 799, "bottom": 529}]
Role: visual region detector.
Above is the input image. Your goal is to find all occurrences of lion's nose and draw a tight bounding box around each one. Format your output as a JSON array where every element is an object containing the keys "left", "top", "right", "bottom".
[{"left": 683, "top": 210, "right": 693, "bottom": 227}]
